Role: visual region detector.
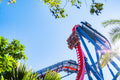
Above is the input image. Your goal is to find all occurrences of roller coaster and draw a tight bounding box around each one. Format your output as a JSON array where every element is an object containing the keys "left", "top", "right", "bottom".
[{"left": 37, "top": 21, "right": 120, "bottom": 80}]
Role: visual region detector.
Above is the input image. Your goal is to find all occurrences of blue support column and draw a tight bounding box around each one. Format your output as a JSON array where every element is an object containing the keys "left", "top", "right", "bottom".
[
  {"left": 110, "top": 59, "right": 120, "bottom": 71},
  {"left": 95, "top": 48, "right": 104, "bottom": 79},
  {"left": 85, "top": 58, "right": 103, "bottom": 80},
  {"left": 85, "top": 58, "right": 93, "bottom": 80},
  {"left": 112, "top": 71, "right": 120, "bottom": 80},
  {"left": 76, "top": 28, "right": 97, "bottom": 72},
  {"left": 107, "top": 64, "right": 115, "bottom": 78},
  {"left": 115, "top": 56, "right": 120, "bottom": 62}
]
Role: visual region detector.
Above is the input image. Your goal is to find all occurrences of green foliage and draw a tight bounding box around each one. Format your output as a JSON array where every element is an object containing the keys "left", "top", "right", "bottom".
[
  {"left": 44, "top": 70, "right": 61, "bottom": 80},
  {"left": 42, "top": 0, "right": 64, "bottom": 18},
  {"left": 100, "top": 50, "right": 118, "bottom": 68},
  {"left": 102, "top": 19, "right": 120, "bottom": 27},
  {"left": 1, "top": 75, "right": 5, "bottom": 80},
  {"left": 0, "top": 36, "right": 27, "bottom": 74},
  {"left": 1, "top": 0, "right": 104, "bottom": 18},
  {"left": 90, "top": 3, "right": 104, "bottom": 15},
  {"left": 2, "top": 64, "right": 61, "bottom": 80},
  {"left": 102, "top": 19, "right": 120, "bottom": 43},
  {"left": 41, "top": 0, "right": 104, "bottom": 18},
  {"left": 2, "top": 63, "right": 41, "bottom": 80},
  {"left": 110, "top": 27, "right": 120, "bottom": 43}
]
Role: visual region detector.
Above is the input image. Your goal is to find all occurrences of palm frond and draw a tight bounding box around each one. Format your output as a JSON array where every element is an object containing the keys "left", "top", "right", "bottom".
[
  {"left": 109, "top": 27, "right": 120, "bottom": 43},
  {"left": 44, "top": 70, "right": 61, "bottom": 80},
  {"left": 109, "top": 27, "right": 120, "bottom": 36},
  {"left": 102, "top": 19, "right": 120, "bottom": 27},
  {"left": 2, "top": 63, "right": 41, "bottom": 80},
  {"left": 111, "top": 32, "right": 120, "bottom": 43}
]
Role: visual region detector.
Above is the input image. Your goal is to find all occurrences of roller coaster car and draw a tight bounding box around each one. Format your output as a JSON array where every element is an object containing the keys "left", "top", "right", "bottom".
[
  {"left": 68, "top": 60, "right": 77, "bottom": 64},
  {"left": 81, "top": 21, "right": 92, "bottom": 27},
  {"left": 67, "top": 31, "right": 80, "bottom": 49}
]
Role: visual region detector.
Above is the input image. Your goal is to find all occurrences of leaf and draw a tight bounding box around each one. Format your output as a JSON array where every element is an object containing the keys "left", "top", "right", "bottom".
[
  {"left": 66, "top": 13, "right": 68, "bottom": 16},
  {"left": 44, "top": 70, "right": 61, "bottom": 80},
  {"left": 1, "top": 75, "right": 4, "bottom": 80},
  {"left": 95, "top": 3, "right": 100, "bottom": 9},
  {"left": 71, "top": 0, "right": 75, "bottom": 5},
  {"left": 99, "top": 7, "right": 103, "bottom": 11},
  {"left": 90, "top": 8, "right": 95, "bottom": 14},
  {"left": 62, "top": 14, "right": 65, "bottom": 18},
  {"left": 13, "top": 0, "right": 16, "bottom": 3},
  {"left": 77, "top": 0, "right": 81, "bottom": 4},
  {"left": 23, "top": 54, "right": 28, "bottom": 60}
]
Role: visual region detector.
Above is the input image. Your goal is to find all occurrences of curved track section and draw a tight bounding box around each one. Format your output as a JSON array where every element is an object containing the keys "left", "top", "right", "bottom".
[
  {"left": 72, "top": 25, "right": 85, "bottom": 80},
  {"left": 75, "top": 44, "right": 85, "bottom": 80},
  {"left": 80, "top": 21, "right": 111, "bottom": 50},
  {"left": 36, "top": 60, "right": 78, "bottom": 79},
  {"left": 67, "top": 25, "right": 86, "bottom": 80}
]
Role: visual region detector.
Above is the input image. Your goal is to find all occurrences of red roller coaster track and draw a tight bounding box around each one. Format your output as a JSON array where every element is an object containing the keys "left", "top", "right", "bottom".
[{"left": 72, "top": 25, "right": 85, "bottom": 80}]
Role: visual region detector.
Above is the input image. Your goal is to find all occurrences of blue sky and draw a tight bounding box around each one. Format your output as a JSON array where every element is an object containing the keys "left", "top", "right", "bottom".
[{"left": 0, "top": 0, "right": 120, "bottom": 80}]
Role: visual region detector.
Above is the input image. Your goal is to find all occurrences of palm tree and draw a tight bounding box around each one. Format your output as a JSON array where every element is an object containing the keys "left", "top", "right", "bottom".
[
  {"left": 100, "top": 19, "right": 120, "bottom": 68},
  {"left": 2, "top": 63, "right": 41, "bottom": 80},
  {"left": 102, "top": 19, "right": 120, "bottom": 43},
  {"left": 44, "top": 70, "right": 61, "bottom": 80}
]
